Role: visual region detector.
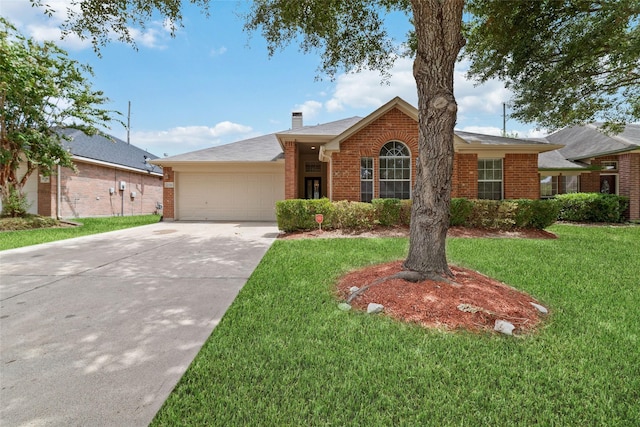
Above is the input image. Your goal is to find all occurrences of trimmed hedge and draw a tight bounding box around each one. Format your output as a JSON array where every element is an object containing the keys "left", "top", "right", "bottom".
[
  {"left": 555, "top": 193, "right": 629, "bottom": 223},
  {"left": 276, "top": 198, "right": 559, "bottom": 232}
]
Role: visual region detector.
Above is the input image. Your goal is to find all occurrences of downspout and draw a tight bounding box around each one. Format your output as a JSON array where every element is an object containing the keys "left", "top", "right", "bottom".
[{"left": 56, "top": 164, "right": 61, "bottom": 219}]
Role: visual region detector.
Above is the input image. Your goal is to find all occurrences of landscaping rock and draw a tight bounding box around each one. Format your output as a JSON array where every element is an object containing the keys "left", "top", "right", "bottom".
[
  {"left": 530, "top": 302, "right": 548, "bottom": 314},
  {"left": 367, "top": 303, "right": 384, "bottom": 314},
  {"left": 494, "top": 320, "right": 515, "bottom": 335},
  {"left": 338, "top": 303, "right": 352, "bottom": 311},
  {"left": 349, "top": 286, "right": 360, "bottom": 293}
]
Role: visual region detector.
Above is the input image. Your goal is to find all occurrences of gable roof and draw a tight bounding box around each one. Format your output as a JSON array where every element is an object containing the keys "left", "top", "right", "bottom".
[
  {"left": 58, "top": 128, "right": 162, "bottom": 175},
  {"left": 324, "top": 97, "right": 416, "bottom": 153},
  {"left": 538, "top": 150, "right": 589, "bottom": 170},
  {"left": 153, "top": 133, "right": 284, "bottom": 164},
  {"left": 154, "top": 117, "right": 362, "bottom": 164},
  {"left": 153, "top": 96, "right": 563, "bottom": 165},
  {"left": 544, "top": 123, "right": 640, "bottom": 160},
  {"left": 454, "top": 130, "right": 560, "bottom": 153}
]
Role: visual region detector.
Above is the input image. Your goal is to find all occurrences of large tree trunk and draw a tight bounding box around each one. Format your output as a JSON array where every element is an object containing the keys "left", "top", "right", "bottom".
[{"left": 404, "top": 0, "right": 465, "bottom": 278}]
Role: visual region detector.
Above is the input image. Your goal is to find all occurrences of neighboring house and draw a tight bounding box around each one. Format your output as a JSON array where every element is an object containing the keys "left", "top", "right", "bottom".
[
  {"left": 10, "top": 128, "right": 164, "bottom": 218},
  {"left": 153, "top": 97, "right": 561, "bottom": 222},
  {"left": 538, "top": 123, "right": 640, "bottom": 220}
]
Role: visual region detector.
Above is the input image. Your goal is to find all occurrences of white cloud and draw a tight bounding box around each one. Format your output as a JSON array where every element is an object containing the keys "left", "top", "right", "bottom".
[
  {"left": 293, "top": 100, "right": 323, "bottom": 121},
  {"left": 210, "top": 46, "right": 228, "bottom": 56},
  {"left": 322, "top": 57, "right": 514, "bottom": 128},
  {"left": 524, "top": 128, "right": 549, "bottom": 138},
  {"left": 458, "top": 126, "right": 503, "bottom": 136},
  {"left": 129, "top": 121, "right": 253, "bottom": 156},
  {"left": 2, "top": 2, "right": 171, "bottom": 50},
  {"left": 128, "top": 25, "right": 171, "bottom": 49},
  {"left": 325, "top": 56, "right": 416, "bottom": 113}
]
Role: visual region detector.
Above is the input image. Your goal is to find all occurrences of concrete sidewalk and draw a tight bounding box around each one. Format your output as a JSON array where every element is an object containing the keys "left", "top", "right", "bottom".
[{"left": 0, "top": 221, "right": 279, "bottom": 426}]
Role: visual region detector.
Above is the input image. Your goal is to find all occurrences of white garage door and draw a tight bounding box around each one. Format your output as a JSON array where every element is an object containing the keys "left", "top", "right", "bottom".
[{"left": 176, "top": 171, "right": 284, "bottom": 221}]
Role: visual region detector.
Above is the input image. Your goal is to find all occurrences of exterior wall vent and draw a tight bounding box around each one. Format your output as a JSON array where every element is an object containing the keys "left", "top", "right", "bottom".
[{"left": 292, "top": 112, "right": 303, "bottom": 129}]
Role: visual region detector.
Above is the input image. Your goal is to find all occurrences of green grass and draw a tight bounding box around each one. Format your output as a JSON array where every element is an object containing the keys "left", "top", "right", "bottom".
[
  {"left": 152, "top": 224, "right": 640, "bottom": 426},
  {"left": 0, "top": 215, "right": 161, "bottom": 250}
]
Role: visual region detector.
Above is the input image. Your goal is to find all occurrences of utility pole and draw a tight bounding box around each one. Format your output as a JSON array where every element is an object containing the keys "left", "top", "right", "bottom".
[
  {"left": 127, "top": 101, "right": 131, "bottom": 144},
  {"left": 502, "top": 102, "right": 506, "bottom": 136}
]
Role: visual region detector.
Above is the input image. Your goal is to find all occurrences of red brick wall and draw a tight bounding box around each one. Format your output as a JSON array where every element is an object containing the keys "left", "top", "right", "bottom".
[
  {"left": 331, "top": 108, "right": 419, "bottom": 201},
  {"left": 619, "top": 153, "right": 640, "bottom": 220},
  {"left": 162, "top": 167, "right": 175, "bottom": 220},
  {"left": 284, "top": 107, "right": 543, "bottom": 202},
  {"left": 452, "top": 153, "right": 478, "bottom": 198},
  {"left": 504, "top": 153, "right": 540, "bottom": 199},
  {"left": 284, "top": 141, "right": 298, "bottom": 199},
  {"left": 37, "top": 173, "right": 56, "bottom": 217},
  {"left": 38, "top": 161, "right": 163, "bottom": 218},
  {"left": 580, "top": 156, "right": 617, "bottom": 193}
]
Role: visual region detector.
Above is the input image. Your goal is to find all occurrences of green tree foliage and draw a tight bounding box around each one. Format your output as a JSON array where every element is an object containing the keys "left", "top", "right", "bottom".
[
  {"left": 0, "top": 17, "right": 116, "bottom": 216},
  {"left": 464, "top": 0, "right": 640, "bottom": 131},
  {"left": 29, "top": 0, "right": 639, "bottom": 277}
]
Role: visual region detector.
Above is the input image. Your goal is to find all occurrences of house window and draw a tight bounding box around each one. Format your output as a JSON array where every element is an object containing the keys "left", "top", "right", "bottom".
[
  {"left": 360, "top": 157, "right": 374, "bottom": 202},
  {"left": 379, "top": 141, "right": 411, "bottom": 199},
  {"left": 540, "top": 175, "right": 556, "bottom": 198},
  {"left": 478, "top": 158, "right": 503, "bottom": 200},
  {"left": 601, "top": 161, "right": 618, "bottom": 171},
  {"left": 305, "top": 162, "right": 322, "bottom": 173},
  {"left": 540, "top": 175, "right": 580, "bottom": 198}
]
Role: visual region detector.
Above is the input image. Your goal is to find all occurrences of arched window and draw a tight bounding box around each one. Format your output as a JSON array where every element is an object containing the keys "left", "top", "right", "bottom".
[{"left": 379, "top": 141, "right": 411, "bottom": 199}]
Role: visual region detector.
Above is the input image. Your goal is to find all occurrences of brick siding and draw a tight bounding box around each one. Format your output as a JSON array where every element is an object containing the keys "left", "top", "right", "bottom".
[
  {"left": 504, "top": 153, "right": 540, "bottom": 199},
  {"left": 619, "top": 153, "right": 640, "bottom": 220},
  {"left": 38, "top": 161, "right": 163, "bottom": 218},
  {"left": 452, "top": 153, "right": 478, "bottom": 198},
  {"left": 331, "top": 108, "right": 419, "bottom": 201},
  {"left": 162, "top": 167, "right": 175, "bottom": 220},
  {"left": 308, "top": 107, "right": 541, "bottom": 202}
]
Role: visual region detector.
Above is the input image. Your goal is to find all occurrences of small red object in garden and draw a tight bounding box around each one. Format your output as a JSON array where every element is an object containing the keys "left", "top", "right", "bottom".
[{"left": 315, "top": 214, "right": 323, "bottom": 230}]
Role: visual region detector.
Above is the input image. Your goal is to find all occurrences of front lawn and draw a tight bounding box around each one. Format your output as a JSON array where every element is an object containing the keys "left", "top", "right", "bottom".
[
  {"left": 153, "top": 224, "right": 639, "bottom": 426},
  {"left": 0, "top": 215, "right": 161, "bottom": 250}
]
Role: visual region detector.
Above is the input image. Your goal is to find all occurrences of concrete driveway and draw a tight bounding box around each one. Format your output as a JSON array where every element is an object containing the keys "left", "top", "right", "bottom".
[{"left": 0, "top": 221, "right": 279, "bottom": 426}]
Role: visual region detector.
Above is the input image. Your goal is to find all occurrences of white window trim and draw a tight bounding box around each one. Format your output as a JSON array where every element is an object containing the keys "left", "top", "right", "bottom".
[
  {"left": 379, "top": 141, "right": 412, "bottom": 199},
  {"left": 360, "top": 157, "right": 374, "bottom": 202},
  {"left": 478, "top": 158, "right": 503, "bottom": 200}
]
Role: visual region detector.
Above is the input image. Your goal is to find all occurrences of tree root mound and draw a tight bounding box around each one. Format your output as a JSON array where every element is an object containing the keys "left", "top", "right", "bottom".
[{"left": 336, "top": 261, "right": 547, "bottom": 334}]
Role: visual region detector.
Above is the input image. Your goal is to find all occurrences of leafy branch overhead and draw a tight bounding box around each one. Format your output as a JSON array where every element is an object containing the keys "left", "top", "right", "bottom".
[
  {"left": 0, "top": 17, "right": 118, "bottom": 214},
  {"left": 464, "top": 0, "right": 640, "bottom": 130}
]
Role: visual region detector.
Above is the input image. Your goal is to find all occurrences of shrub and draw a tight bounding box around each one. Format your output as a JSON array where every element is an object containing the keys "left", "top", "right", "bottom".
[
  {"left": 1, "top": 187, "right": 31, "bottom": 218},
  {"left": 514, "top": 199, "right": 560, "bottom": 229},
  {"left": 555, "top": 193, "right": 629, "bottom": 223},
  {"left": 332, "top": 200, "right": 377, "bottom": 230},
  {"left": 450, "top": 198, "right": 474, "bottom": 226},
  {"left": 276, "top": 198, "right": 559, "bottom": 232},
  {"left": 275, "top": 198, "right": 335, "bottom": 232},
  {"left": 371, "top": 198, "right": 401, "bottom": 226},
  {"left": 399, "top": 200, "right": 412, "bottom": 226}
]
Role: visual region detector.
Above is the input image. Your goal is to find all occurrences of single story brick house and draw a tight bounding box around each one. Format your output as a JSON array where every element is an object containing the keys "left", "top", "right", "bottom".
[
  {"left": 538, "top": 123, "right": 640, "bottom": 220},
  {"left": 8, "top": 128, "right": 164, "bottom": 218},
  {"left": 153, "top": 97, "right": 562, "bottom": 221}
]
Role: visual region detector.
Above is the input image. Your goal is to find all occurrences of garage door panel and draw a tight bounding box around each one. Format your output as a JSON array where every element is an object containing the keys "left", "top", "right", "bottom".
[{"left": 177, "top": 171, "right": 283, "bottom": 221}]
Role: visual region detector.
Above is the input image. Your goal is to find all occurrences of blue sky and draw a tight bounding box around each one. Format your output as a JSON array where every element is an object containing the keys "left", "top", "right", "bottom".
[{"left": 2, "top": 0, "right": 547, "bottom": 157}]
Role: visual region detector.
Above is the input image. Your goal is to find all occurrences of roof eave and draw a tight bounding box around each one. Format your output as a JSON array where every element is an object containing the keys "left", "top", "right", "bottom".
[
  {"left": 566, "top": 146, "right": 640, "bottom": 161},
  {"left": 325, "top": 96, "right": 417, "bottom": 151},
  {"left": 455, "top": 143, "right": 563, "bottom": 154},
  {"left": 73, "top": 155, "right": 163, "bottom": 176}
]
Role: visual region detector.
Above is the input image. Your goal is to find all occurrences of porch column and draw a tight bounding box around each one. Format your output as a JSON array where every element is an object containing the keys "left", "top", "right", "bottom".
[
  {"left": 284, "top": 140, "right": 298, "bottom": 199},
  {"left": 162, "top": 167, "right": 175, "bottom": 220},
  {"left": 619, "top": 153, "right": 640, "bottom": 220}
]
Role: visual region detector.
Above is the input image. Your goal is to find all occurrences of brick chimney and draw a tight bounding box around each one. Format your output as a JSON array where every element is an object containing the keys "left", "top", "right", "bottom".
[{"left": 292, "top": 112, "right": 303, "bottom": 129}]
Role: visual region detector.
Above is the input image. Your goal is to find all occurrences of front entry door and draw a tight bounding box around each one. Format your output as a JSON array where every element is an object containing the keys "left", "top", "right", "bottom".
[
  {"left": 305, "top": 177, "right": 322, "bottom": 199},
  {"left": 600, "top": 174, "right": 617, "bottom": 194}
]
